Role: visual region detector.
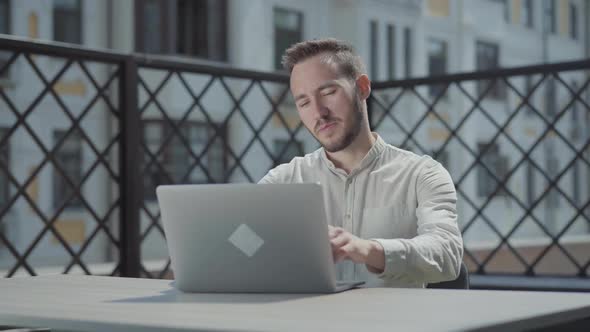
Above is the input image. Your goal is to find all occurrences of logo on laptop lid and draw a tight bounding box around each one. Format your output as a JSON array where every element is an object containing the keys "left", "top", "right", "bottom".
[{"left": 228, "top": 224, "right": 264, "bottom": 257}]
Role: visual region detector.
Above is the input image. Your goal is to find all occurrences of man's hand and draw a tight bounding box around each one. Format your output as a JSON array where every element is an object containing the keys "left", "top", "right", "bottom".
[{"left": 328, "top": 225, "right": 385, "bottom": 274}]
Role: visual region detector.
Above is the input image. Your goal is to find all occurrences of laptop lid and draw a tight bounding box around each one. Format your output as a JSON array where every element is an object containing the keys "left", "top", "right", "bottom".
[{"left": 157, "top": 183, "right": 356, "bottom": 293}]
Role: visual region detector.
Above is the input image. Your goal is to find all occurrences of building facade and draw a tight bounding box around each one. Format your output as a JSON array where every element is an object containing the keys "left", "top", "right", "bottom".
[{"left": 0, "top": 0, "right": 588, "bottom": 275}]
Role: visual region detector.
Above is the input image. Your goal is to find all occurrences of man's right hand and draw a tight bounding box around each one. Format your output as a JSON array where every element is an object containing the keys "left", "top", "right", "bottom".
[{"left": 328, "top": 225, "right": 385, "bottom": 273}]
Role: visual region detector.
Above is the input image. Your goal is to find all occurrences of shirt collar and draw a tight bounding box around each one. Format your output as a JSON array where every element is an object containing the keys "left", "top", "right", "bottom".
[{"left": 321, "top": 133, "right": 386, "bottom": 176}]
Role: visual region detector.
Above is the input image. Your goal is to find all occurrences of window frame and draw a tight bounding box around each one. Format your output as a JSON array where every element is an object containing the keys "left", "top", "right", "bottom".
[
  {"left": 569, "top": 3, "right": 578, "bottom": 40},
  {"left": 544, "top": 0, "right": 557, "bottom": 34},
  {"left": 403, "top": 27, "right": 413, "bottom": 78},
  {"left": 475, "top": 40, "right": 505, "bottom": 100},
  {"left": 477, "top": 142, "right": 509, "bottom": 197},
  {"left": 521, "top": 0, "right": 534, "bottom": 28},
  {"left": 53, "top": 0, "right": 83, "bottom": 44},
  {"left": 0, "top": 0, "right": 12, "bottom": 79},
  {"left": 135, "top": 0, "right": 228, "bottom": 61},
  {"left": 52, "top": 129, "right": 83, "bottom": 210},
  {"left": 427, "top": 38, "right": 448, "bottom": 98},
  {"left": 142, "top": 119, "right": 227, "bottom": 201},
  {"left": 546, "top": 156, "right": 560, "bottom": 208},
  {"left": 369, "top": 20, "right": 379, "bottom": 80},
  {"left": 273, "top": 138, "right": 304, "bottom": 166},
  {"left": 273, "top": 6, "right": 303, "bottom": 71},
  {"left": 386, "top": 24, "right": 396, "bottom": 80},
  {"left": 0, "top": 127, "right": 9, "bottom": 210}
]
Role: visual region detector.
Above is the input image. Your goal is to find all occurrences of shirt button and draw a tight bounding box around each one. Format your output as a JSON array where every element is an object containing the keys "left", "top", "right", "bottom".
[{"left": 346, "top": 214, "right": 351, "bottom": 219}]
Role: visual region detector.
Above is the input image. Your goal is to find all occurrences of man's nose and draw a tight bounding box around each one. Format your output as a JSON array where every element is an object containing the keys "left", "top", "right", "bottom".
[{"left": 312, "top": 99, "right": 329, "bottom": 118}]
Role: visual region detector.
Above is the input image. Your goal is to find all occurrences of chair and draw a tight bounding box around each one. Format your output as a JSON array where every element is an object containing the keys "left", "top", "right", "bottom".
[{"left": 427, "top": 262, "right": 469, "bottom": 289}]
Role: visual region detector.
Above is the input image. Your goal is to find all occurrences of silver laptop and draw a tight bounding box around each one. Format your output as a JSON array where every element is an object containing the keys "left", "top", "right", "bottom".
[{"left": 156, "top": 183, "right": 364, "bottom": 293}]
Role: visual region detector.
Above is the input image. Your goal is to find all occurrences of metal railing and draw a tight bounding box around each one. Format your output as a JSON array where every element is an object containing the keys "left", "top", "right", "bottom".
[{"left": 0, "top": 36, "right": 589, "bottom": 290}]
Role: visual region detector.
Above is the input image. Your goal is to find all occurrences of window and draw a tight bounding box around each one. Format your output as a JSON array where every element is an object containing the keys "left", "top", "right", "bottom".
[
  {"left": 0, "top": 218, "right": 4, "bottom": 251},
  {"left": 427, "top": 38, "right": 447, "bottom": 98},
  {"left": 0, "top": 0, "right": 9, "bottom": 34},
  {"left": 477, "top": 142, "right": 508, "bottom": 197},
  {"left": 546, "top": 77, "right": 556, "bottom": 118},
  {"left": 569, "top": 3, "right": 578, "bottom": 40},
  {"left": 544, "top": 0, "right": 556, "bottom": 34},
  {"left": 370, "top": 20, "right": 379, "bottom": 80},
  {"left": 274, "top": 139, "right": 303, "bottom": 166},
  {"left": 546, "top": 156, "right": 560, "bottom": 208},
  {"left": 521, "top": 0, "right": 534, "bottom": 28},
  {"left": 432, "top": 149, "right": 449, "bottom": 171},
  {"left": 136, "top": 0, "right": 166, "bottom": 53},
  {"left": 274, "top": 8, "right": 303, "bottom": 70},
  {"left": 0, "top": 128, "right": 7, "bottom": 252},
  {"left": 386, "top": 24, "right": 395, "bottom": 80},
  {"left": 53, "top": 130, "right": 83, "bottom": 209},
  {"left": 53, "top": 0, "right": 82, "bottom": 44},
  {"left": 476, "top": 41, "right": 504, "bottom": 99},
  {"left": 0, "top": 128, "right": 9, "bottom": 211},
  {"left": 0, "top": 0, "right": 11, "bottom": 77},
  {"left": 572, "top": 160, "right": 580, "bottom": 208},
  {"left": 404, "top": 28, "right": 412, "bottom": 78},
  {"left": 491, "top": 0, "right": 509, "bottom": 22},
  {"left": 571, "top": 81, "right": 579, "bottom": 139},
  {"left": 526, "top": 161, "right": 535, "bottom": 206},
  {"left": 177, "top": 0, "right": 227, "bottom": 60},
  {"left": 524, "top": 75, "right": 535, "bottom": 116},
  {"left": 136, "top": 0, "right": 228, "bottom": 61},
  {"left": 142, "top": 121, "right": 226, "bottom": 201}
]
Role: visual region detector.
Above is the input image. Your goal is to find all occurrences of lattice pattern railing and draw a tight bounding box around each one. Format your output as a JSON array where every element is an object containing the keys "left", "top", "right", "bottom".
[{"left": 0, "top": 37, "right": 589, "bottom": 286}]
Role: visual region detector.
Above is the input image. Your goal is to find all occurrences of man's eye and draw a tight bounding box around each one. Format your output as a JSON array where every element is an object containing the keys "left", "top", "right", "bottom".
[
  {"left": 322, "top": 90, "right": 336, "bottom": 96},
  {"left": 298, "top": 101, "right": 309, "bottom": 108}
]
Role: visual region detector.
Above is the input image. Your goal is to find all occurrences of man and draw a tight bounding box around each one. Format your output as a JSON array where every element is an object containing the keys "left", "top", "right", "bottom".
[{"left": 259, "top": 38, "right": 463, "bottom": 288}]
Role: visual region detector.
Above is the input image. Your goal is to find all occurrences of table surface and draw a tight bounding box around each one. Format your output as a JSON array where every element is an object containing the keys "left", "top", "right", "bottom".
[{"left": 1, "top": 275, "right": 589, "bottom": 332}]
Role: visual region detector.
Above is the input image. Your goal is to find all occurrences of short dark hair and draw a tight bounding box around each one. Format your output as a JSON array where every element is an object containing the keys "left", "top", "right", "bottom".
[{"left": 281, "top": 38, "right": 366, "bottom": 80}]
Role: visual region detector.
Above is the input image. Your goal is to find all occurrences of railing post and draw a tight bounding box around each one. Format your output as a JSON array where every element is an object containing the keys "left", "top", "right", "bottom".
[{"left": 119, "top": 57, "right": 141, "bottom": 277}]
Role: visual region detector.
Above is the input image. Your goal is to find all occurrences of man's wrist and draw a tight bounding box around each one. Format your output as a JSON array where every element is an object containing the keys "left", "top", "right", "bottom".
[{"left": 364, "top": 240, "right": 385, "bottom": 274}]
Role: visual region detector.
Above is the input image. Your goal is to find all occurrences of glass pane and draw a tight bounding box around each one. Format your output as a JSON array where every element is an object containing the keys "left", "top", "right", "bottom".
[
  {"left": 144, "top": 122, "right": 162, "bottom": 143},
  {"left": 274, "top": 8, "right": 302, "bottom": 70},
  {"left": 0, "top": 128, "right": 7, "bottom": 206},
  {"left": 387, "top": 25, "right": 395, "bottom": 80},
  {"left": 404, "top": 28, "right": 412, "bottom": 77},
  {"left": 428, "top": 39, "right": 447, "bottom": 97},
  {"left": 54, "top": 0, "right": 79, "bottom": 10},
  {"left": 274, "top": 139, "right": 302, "bottom": 165},
  {"left": 0, "top": 0, "right": 9, "bottom": 34},
  {"left": 274, "top": 8, "right": 301, "bottom": 31},
  {"left": 370, "top": 21, "right": 378, "bottom": 80},
  {"left": 53, "top": 0, "right": 81, "bottom": 43},
  {"left": 143, "top": 0, "right": 162, "bottom": 53},
  {"left": 53, "top": 130, "right": 83, "bottom": 208}
]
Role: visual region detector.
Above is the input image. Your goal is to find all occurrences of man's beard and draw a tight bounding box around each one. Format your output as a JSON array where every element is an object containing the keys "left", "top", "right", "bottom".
[{"left": 315, "top": 97, "right": 363, "bottom": 153}]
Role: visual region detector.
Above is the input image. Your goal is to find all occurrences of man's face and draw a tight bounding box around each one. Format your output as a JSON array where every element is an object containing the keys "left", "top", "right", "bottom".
[{"left": 290, "top": 55, "right": 363, "bottom": 153}]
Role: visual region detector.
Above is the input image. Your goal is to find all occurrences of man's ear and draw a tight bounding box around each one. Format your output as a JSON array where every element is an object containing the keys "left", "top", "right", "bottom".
[{"left": 355, "top": 74, "right": 371, "bottom": 100}]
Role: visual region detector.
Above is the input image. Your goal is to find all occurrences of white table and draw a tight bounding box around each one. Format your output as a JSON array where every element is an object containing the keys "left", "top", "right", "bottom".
[{"left": 0, "top": 275, "right": 589, "bottom": 332}]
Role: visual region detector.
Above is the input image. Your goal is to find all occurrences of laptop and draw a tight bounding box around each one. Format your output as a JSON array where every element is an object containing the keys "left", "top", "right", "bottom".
[{"left": 156, "top": 183, "right": 364, "bottom": 293}]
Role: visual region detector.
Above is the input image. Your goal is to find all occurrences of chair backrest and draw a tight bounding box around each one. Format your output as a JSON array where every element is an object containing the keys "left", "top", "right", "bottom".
[{"left": 427, "top": 262, "right": 469, "bottom": 289}]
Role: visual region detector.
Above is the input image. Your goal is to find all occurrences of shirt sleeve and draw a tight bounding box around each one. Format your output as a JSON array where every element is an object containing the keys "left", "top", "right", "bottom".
[
  {"left": 257, "top": 163, "right": 292, "bottom": 184},
  {"left": 370, "top": 159, "right": 464, "bottom": 284},
  {"left": 258, "top": 171, "right": 277, "bottom": 184}
]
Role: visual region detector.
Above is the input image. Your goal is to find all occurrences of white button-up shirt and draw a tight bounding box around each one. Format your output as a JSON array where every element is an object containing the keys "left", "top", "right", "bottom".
[{"left": 259, "top": 134, "right": 463, "bottom": 288}]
